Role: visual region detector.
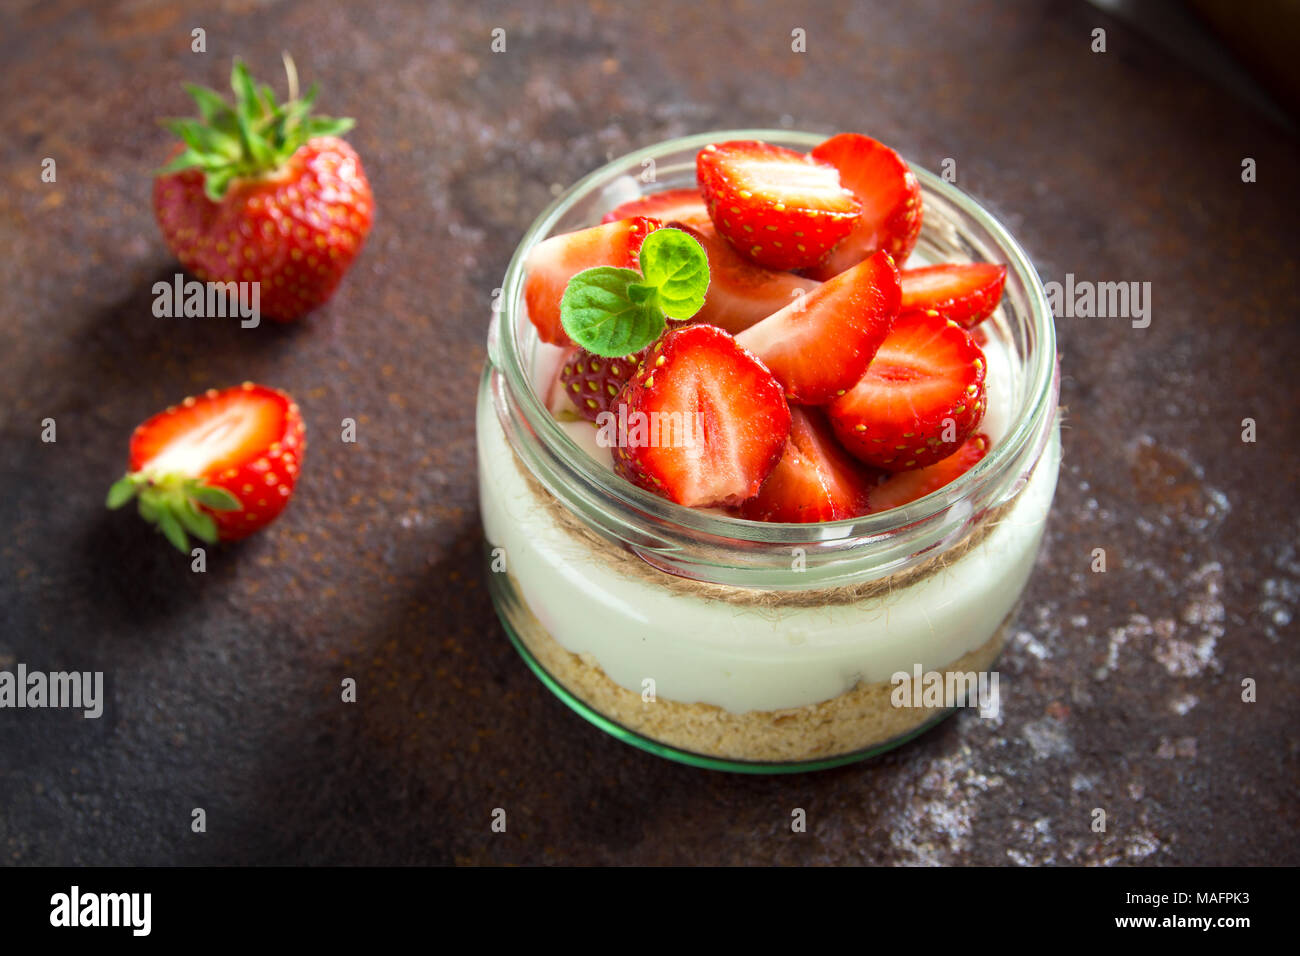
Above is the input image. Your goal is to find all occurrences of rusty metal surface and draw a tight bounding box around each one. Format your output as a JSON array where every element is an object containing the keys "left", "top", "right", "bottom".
[{"left": 0, "top": 0, "right": 1296, "bottom": 865}]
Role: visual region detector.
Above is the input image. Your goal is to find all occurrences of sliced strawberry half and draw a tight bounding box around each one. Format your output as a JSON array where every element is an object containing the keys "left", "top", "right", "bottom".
[
  {"left": 807, "top": 133, "right": 922, "bottom": 281},
  {"left": 829, "top": 311, "right": 987, "bottom": 471},
  {"left": 900, "top": 262, "right": 1008, "bottom": 329},
  {"left": 867, "top": 434, "right": 990, "bottom": 512},
  {"left": 107, "top": 383, "right": 306, "bottom": 550},
  {"left": 670, "top": 219, "right": 820, "bottom": 335},
  {"left": 612, "top": 325, "right": 790, "bottom": 508},
  {"left": 739, "top": 407, "right": 874, "bottom": 523},
  {"left": 523, "top": 216, "right": 659, "bottom": 346},
  {"left": 602, "top": 188, "right": 710, "bottom": 228},
  {"left": 697, "top": 140, "right": 861, "bottom": 271},
  {"left": 736, "top": 249, "right": 900, "bottom": 404}
]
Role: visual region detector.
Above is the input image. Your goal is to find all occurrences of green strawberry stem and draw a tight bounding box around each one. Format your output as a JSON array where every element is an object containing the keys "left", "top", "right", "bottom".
[
  {"left": 159, "top": 54, "right": 355, "bottom": 202},
  {"left": 106, "top": 473, "right": 242, "bottom": 553}
]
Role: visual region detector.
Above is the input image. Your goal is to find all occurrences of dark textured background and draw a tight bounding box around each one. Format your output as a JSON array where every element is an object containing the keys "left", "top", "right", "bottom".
[{"left": 0, "top": 0, "right": 1296, "bottom": 865}]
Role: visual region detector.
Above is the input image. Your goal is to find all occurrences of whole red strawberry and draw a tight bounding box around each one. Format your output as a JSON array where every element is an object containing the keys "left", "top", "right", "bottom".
[
  {"left": 106, "top": 383, "right": 306, "bottom": 551},
  {"left": 153, "top": 57, "right": 373, "bottom": 322}
]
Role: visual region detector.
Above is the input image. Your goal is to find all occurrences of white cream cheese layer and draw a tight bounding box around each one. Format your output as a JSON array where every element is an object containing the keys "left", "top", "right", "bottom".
[{"left": 478, "top": 368, "right": 1058, "bottom": 713}]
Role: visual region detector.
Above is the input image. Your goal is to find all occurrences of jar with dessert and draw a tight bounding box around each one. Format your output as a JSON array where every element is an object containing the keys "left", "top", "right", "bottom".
[{"left": 477, "top": 130, "right": 1059, "bottom": 772}]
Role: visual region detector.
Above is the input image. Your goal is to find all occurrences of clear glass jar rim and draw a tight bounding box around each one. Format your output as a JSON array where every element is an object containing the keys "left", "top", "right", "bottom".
[{"left": 492, "top": 129, "right": 1057, "bottom": 546}]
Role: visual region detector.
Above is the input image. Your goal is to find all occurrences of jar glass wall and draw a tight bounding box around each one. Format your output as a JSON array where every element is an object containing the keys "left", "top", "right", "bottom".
[{"left": 477, "top": 130, "right": 1060, "bottom": 772}]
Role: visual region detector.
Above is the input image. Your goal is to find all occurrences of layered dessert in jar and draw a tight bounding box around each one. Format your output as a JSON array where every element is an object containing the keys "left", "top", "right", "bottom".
[{"left": 478, "top": 130, "right": 1059, "bottom": 771}]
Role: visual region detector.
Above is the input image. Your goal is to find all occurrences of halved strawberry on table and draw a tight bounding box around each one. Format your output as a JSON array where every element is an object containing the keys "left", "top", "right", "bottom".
[
  {"left": 106, "top": 383, "right": 306, "bottom": 551},
  {"left": 806, "top": 133, "right": 922, "bottom": 281},
  {"left": 900, "top": 262, "right": 1007, "bottom": 329},
  {"left": 613, "top": 325, "right": 790, "bottom": 508},
  {"left": 739, "top": 407, "right": 875, "bottom": 523},
  {"left": 602, "top": 188, "right": 710, "bottom": 228},
  {"left": 670, "top": 220, "right": 820, "bottom": 335},
  {"left": 523, "top": 216, "right": 660, "bottom": 346},
  {"left": 867, "top": 434, "right": 990, "bottom": 512},
  {"left": 736, "top": 249, "right": 901, "bottom": 404},
  {"left": 697, "top": 140, "right": 861, "bottom": 271},
  {"left": 829, "top": 310, "right": 987, "bottom": 471}
]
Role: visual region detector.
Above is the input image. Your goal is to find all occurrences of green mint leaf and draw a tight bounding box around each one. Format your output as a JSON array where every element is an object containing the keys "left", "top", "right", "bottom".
[
  {"left": 626, "top": 283, "right": 657, "bottom": 306},
  {"left": 560, "top": 266, "right": 666, "bottom": 358},
  {"left": 190, "top": 484, "right": 242, "bottom": 512},
  {"left": 106, "top": 475, "right": 139, "bottom": 509},
  {"left": 638, "top": 227, "right": 710, "bottom": 320}
]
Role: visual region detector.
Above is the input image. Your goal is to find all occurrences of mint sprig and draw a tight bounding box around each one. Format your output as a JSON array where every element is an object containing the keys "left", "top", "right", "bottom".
[
  {"left": 158, "top": 54, "right": 354, "bottom": 202},
  {"left": 559, "top": 227, "right": 710, "bottom": 357}
]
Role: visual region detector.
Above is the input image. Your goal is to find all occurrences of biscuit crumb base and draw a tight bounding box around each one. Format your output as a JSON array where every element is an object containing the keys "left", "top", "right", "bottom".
[{"left": 511, "top": 591, "right": 1013, "bottom": 764}]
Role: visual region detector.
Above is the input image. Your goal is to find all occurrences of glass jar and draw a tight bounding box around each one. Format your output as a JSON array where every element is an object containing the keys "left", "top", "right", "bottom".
[{"left": 477, "top": 130, "right": 1060, "bottom": 773}]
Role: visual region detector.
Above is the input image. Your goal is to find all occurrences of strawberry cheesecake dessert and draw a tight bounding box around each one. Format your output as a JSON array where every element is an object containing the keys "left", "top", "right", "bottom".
[{"left": 478, "top": 131, "right": 1059, "bottom": 770}]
